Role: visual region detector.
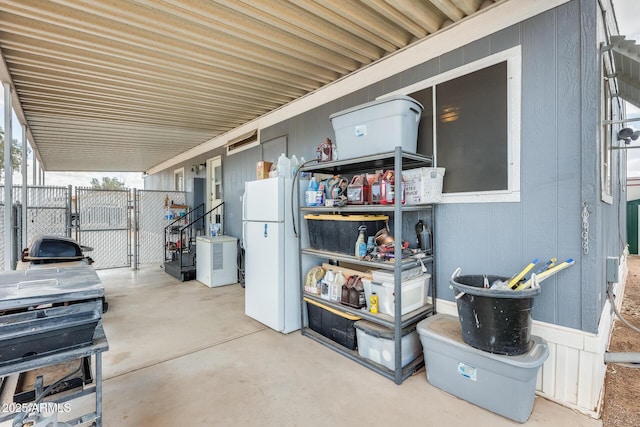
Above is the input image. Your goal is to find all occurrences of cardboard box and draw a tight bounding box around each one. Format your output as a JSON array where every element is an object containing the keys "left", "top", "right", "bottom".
[{"left": 256, "top": 161, "right": 272, "bottom": 180}]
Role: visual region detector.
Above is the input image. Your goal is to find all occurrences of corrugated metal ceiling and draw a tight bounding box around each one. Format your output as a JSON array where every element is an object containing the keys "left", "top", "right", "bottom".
[{"left": 0, "top": 0, "right": 494, "bottom": 172}]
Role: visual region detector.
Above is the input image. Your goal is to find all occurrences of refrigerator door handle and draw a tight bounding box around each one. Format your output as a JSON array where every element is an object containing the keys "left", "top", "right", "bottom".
[
  {"left": 242, "top": 187, "right": 247, "bottom": 221},
  {"left": 242, "top": 221, "right": 247, "bottom": 248}
]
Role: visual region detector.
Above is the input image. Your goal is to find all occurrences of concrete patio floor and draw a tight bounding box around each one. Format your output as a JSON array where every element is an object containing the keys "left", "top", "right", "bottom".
[{"left": 95, "top": 265, "right": 602, "bottom": 426}]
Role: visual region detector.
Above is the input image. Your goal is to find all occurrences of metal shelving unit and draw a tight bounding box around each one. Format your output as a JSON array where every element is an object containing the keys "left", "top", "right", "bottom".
[{"left": 298, "top": 147, "right": 436, "bottom": 384}]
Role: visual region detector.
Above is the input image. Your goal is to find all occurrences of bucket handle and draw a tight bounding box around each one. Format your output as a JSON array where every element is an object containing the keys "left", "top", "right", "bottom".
[
  {"left": 410, "top": 107, "right": 421, "bottom": 122},
  {"left": 450, "top": 267, "right": 466, "bottom": 299}
]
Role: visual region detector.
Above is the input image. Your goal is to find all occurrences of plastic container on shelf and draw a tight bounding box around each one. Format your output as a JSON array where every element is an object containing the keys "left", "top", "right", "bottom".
[
  {"left": 404, "top": 167, "right": 446, "bottom": 204},
  {"left": 362, "top": 274, "right": 430, "bottom": 317},
  {"left": 354, "top": 320, "right": 422, "bottom": 370},
  {"left": 305, "top": 177, "right": 319, "bottom": 207},
  {"left": 329, "top": 95, "right": 423, "bottom": 161},
  {"left": 330, "top": 270, "right": 345, "bottom": 302},
  {"left": 276, "top": 153, "right": 291, "bottom": 178},
  {"left": 290, "top": 155, "right": 299, "bottom": 177},
  {"left": 304, "top": 214, "right": 389, "bottom": 255},
  {"left": 320, "top": 269, "right": 334, "bottom": 300},
  {"left": 371, "top": 266, "right": 423, "bottom": 283},
  {"left": 300, "top": 157, "right": 309, "bottom": 178},
  {"left": 305, "top": 297, "right": 359, "bottom": 350}
]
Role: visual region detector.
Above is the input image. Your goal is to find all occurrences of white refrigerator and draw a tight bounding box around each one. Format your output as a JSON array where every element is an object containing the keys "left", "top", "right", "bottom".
[{"left": 243, "top": 177, "right": 309, "bottom": 333}]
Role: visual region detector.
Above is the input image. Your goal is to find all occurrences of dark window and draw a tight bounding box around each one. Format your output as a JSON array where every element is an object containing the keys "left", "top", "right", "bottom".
[{"left": 410, "top": 61, "right": 508, "bottom": 193}]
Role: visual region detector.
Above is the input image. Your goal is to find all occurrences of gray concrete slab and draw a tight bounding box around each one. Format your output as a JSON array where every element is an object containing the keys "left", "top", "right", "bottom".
[{"left": 97, "top": 265, "right": 602, "bottom": 427}]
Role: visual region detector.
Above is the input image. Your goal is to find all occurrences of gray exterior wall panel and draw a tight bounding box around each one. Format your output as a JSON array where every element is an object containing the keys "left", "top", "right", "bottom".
[{"left": 147, "top": 1, "right": 622, "bottom": 333}]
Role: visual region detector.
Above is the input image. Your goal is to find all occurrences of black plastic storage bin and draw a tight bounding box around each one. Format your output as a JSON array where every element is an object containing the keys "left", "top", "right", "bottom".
[
  {"left": 304, "top": 214, "right": 388, "bottom": 255},
  {"left": 305, "top": 298, "right": 360, "bottom": 350},
  {"left": 450, "top": 274, "right": 541, "bottom": 356}
]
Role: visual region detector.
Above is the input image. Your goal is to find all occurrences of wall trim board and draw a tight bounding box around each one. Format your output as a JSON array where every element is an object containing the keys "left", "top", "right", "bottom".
[
  {"left": 146, "top": 0, "right": 571, "bottom": 175},
  {"left": 431, "top": 252, "right": 627, "bottom": 417}
]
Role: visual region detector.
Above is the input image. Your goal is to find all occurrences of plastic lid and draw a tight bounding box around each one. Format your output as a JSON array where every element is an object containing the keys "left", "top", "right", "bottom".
[
  {"left": 329, "top": 94, "right": 424, "bottom": 119},
  {"left": 416, "top": 314, "right": 549, "bottom": 368},
  {"left": 354, "top": 319, "right": 416, "bottom": 339}
]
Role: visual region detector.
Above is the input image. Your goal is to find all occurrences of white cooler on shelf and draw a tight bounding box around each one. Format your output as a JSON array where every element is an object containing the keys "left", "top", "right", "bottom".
[{"left": 196, "top": 235, "right": 238, "bottom": 287}]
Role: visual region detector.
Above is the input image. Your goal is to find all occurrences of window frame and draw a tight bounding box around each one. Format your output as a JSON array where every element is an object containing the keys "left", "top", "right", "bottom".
[
  {"left": 601, "top": 57, "right": 614, "bottom": 204},
  {"left": 385, "top": 46, "right": 522, "bottom": 203},
  {"left": 174, "top": 167, "right": 185, "bottom": 192}
]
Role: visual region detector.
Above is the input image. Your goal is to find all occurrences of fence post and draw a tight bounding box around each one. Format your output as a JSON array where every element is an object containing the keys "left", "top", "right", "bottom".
[
  {"left": 67, "top": 185, "right": 73, "bottom": 237},
  {"left": 132, "top": 188, "right": 138, "bottom": 270}
]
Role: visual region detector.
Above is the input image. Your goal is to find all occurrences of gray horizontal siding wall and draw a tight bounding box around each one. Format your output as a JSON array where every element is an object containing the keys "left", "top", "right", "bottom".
[{"left": 147, "top": 0, "right": 623, "bottom": 333}]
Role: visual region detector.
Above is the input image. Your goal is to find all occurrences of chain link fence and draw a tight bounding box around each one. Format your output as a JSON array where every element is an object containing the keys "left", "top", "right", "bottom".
[
  {"left": 136, "top": 190, "right": 187, "bottom": 266},
  {"left": 2, "top": 185, "right": 190, "bottom": 271}
]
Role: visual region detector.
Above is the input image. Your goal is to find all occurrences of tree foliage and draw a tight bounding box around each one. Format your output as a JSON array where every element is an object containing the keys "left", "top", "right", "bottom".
[
  {"left": 0, "top": 128, "right": 22, "bottom": 175},
  {"left": 90, "top": 176, "right": 126, "bottom": 190}
]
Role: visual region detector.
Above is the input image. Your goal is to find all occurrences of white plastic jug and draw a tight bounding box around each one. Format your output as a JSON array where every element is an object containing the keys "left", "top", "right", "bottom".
[
  {"left": 331, "top": 270, "right": 345, "bottom": 302},
  {"left": 290, "top": 155, "right": 299, "bottom": 177},
  {"left": 321, "top": 269, "right": 334, "bottom": 300},
  {"left": 276, "top": 153, "right": 291, "bottom": 178}
]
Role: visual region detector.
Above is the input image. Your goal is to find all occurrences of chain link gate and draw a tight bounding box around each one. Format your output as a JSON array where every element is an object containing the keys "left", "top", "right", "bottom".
[
  {"left": 1, "top": 185, "right": 72, "bottom": 271},
  {"left": 135, "top": 190, "right": 187, "bottom": 267},
  {"left": 75, "top": 187, "right": 131, "bottom": 270}
]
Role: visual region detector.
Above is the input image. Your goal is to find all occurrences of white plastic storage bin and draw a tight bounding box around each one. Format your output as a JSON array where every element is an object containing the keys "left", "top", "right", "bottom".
[
  {"left": 329, "top": 95, "right": 423, "bottom": 161},
  {"left": 354, "top": 320, "right": 422, "bottom": 370},
  {"left": 363, "top": 274, "right": 430, "bottom": 317},
  {"left": 403, "top": 167, "right": 446, "bottom": 204},
  {"left": 371, "top": 266, "right": 423, "bottom": 283},
  {"left": 416, "top": 314, "right": 549, "bottom": 423}
]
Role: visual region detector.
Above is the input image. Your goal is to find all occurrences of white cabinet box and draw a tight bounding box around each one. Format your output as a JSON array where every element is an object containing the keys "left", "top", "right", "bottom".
[{"left": 196, "top": 236, "right": 237, "bottom": 287}]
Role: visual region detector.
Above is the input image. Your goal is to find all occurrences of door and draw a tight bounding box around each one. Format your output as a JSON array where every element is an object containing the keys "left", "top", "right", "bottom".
[
  {"left": 206, "top": 156, "right": 223, "bottom": 226},
  {"left": 244, "top": 220, "right": 283, "bottom": 331}
]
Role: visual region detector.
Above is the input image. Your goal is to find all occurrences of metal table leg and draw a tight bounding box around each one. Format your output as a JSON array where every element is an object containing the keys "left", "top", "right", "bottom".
[{"left": 96, "top": 352, "right": 102, "bottom": 427}]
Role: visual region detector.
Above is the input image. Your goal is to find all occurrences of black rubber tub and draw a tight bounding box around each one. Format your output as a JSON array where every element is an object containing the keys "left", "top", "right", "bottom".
[{"left": 450, "top": 274, "right": 541, "bottom": 356}]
